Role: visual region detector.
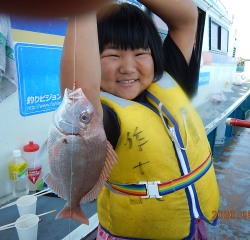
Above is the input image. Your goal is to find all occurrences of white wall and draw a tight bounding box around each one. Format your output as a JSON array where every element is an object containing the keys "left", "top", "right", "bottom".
[
  {"left": 192, "top": 64, "right": 237, "bottom": 107},
  {"left": 0, "top": 91, "right": 51, "bottom": 205}
]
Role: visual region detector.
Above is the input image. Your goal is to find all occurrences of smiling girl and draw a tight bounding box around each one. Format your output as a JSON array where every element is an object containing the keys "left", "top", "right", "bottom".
[{"left": 60, "top": 1, "right": 220, "bottom": 239}]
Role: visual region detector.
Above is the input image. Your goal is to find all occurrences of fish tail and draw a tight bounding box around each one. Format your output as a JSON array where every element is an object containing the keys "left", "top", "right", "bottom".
[{"left": 56, "top": 204, "right": 89, "bottom": 225}]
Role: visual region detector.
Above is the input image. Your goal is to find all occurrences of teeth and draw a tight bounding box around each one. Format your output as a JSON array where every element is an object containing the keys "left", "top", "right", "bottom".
[{"left": 119, "top": 80, "right": 136, "bottom": 84}]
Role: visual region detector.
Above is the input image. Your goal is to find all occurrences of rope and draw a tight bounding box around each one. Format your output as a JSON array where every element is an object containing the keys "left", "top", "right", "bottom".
[
  {"left": 68, "top": 15, "right": 77, "bottom": 239},
  {"left": 158, "top": 102, "right": 188, "bottom": 151}
]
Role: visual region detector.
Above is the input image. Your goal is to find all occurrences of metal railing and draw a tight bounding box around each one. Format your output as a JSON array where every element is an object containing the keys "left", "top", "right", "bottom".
[{"left": 202, "top": 0, "right": 233, "bottom": 24}]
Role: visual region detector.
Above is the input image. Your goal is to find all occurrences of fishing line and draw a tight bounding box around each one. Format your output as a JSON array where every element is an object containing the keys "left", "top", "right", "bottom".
[
  {"left": 68, "top": 15, "right": 77, "bottom": 239},
  {"left": 73, "top": 16, "right": 77, "bottom": 91}
]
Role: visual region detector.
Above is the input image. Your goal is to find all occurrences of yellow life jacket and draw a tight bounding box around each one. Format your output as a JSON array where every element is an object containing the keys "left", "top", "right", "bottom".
[{"left": 98, "top": 72, "right": 220, "bottom": 240}]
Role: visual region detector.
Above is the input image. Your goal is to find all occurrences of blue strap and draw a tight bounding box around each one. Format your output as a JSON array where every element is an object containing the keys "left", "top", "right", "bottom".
[
  {"left": 145, "top": 90, "right": 191, "bottom": 173},
  {"left": 134, "top": 101, "right": 159, "bottom": 116}
]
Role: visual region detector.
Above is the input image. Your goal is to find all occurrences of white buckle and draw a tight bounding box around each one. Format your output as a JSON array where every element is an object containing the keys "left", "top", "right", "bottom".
[{"left": 139, "top": 181, "right": 162, "bottom": 199}]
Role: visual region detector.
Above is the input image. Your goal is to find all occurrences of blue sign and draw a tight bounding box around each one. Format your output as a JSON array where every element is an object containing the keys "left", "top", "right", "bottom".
[
  {"left": 15, "top": 43, "right": 62, "bottom": 116},
  {"left": 198, "top": 72, "right": 210, "bottom": 86}
]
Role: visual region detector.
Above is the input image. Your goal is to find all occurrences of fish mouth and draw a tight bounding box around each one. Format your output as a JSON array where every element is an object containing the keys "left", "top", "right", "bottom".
[{"left": 56, "top": 120, "right": 84, "bottom": 137}]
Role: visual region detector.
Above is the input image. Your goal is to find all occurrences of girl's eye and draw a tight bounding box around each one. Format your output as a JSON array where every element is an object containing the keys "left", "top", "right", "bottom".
[{"left": 110, "top": 55, "right": 119, "bottom": 58}]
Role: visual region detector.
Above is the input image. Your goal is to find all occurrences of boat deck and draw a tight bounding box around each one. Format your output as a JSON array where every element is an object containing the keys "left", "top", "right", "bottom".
[{"left": 206, "top": 115, "right": 250, "bottom": 239}]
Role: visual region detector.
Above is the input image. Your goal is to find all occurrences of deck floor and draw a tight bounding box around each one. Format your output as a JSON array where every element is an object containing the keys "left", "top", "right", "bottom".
[{"left": 206, "top": 116, "right": 250, "bottom": 239}]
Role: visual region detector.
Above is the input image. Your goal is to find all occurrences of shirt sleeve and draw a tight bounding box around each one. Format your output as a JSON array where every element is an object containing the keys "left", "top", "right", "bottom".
[
  {"left": 162, "top": 34, "right": 199, "bottom": 99},
  {"left": 102, "top": 102, "right": 120, "bottom": 148}
]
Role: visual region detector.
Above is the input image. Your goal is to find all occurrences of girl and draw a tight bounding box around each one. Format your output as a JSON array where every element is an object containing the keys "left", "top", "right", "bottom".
[{"left": 60, "top": 1, "right": 220, "bottom": 239}]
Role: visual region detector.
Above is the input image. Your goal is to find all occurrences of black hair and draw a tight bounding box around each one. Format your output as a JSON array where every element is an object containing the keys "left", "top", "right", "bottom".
[{"left": 97, "top": 3, "right": 164, "bottom": 81}]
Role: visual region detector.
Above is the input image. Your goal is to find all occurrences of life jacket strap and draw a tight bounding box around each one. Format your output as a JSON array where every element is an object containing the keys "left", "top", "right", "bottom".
[{"left": 104, "top": 153, "right": 212, "bottom": 198}]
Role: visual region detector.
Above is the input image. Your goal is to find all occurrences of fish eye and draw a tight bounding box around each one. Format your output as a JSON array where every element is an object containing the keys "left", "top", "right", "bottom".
[
  {"left": 82, "top": 115, "right": 87, "bottom": 121},
  {"left": 80, "top": 112, "right": 91, "bottom": 123}
]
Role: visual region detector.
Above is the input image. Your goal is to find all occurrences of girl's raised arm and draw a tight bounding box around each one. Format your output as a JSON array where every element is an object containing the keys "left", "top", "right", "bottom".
[
  {"left": 138, "top": 0, "right": 198, "bottom": 65},
  {"left": 60, "top": 11, "right": 103, "bottom": 118}
]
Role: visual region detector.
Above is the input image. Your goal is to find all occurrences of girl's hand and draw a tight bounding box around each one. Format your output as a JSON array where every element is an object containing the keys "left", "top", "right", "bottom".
[
  {"left": 60, "top": 11, "right": 103, "bottom": 118},
  {"left": 0, "top": 0, "right": 113, "bottom": 17}
]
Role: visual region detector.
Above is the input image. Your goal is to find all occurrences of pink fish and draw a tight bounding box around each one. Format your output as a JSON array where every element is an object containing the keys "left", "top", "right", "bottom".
[{"left": 37, "top": 88, "right": 118, "bottom": 225}]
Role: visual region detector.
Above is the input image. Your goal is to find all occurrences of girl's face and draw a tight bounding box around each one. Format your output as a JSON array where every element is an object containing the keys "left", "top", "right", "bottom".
[{"left": 100, "top": 46, "right": 154, "bottom": 100}]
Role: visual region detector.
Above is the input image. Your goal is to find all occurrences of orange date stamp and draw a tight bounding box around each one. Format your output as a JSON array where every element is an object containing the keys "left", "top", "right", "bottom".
[{"left": 212, "top": 211, "right": 250, "bottom": 219}]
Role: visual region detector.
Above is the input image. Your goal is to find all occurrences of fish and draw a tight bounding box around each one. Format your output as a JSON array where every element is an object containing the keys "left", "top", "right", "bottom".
[{"left": 36, "top": 88, "right": 118, "bottom": 225}]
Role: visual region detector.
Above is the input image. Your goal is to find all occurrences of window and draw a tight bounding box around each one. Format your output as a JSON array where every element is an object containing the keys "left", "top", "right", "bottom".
[
  {"left": 209, "top": 17, "right": 229, "bottom": 53},
  {"left": 221, "top": 27, "right": 229, "bottom": 52},
  {"left": 211, "top": 22, "right": 219, "bottom": 49}
]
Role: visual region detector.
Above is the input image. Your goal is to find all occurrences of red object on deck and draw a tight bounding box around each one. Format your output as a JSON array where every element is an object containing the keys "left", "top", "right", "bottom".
[
  {"left": 226, "top": 118, "right": 250, "bottom": 128},
  {"left": 23, "top": 141, "right": 39, "bottom": 152}
]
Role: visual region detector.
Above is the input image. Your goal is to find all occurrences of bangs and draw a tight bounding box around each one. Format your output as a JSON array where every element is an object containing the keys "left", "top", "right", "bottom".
[
  {"left": 97, "top": 3, "right": 164, "bottom": 81},
  {"left": 97, "top": 4, "right": 151, "bottom": 52}
]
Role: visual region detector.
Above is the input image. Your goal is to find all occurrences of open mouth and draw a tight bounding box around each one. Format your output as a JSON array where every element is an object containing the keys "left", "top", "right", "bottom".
[
  {"left": 116, "top": 79, "right": 138, "bottom": 85},
  {"left": 56, "top": 121, "right": 81, "bottom": 136}
]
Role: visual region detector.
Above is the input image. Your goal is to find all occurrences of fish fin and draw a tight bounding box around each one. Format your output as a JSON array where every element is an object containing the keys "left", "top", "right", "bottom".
[
  {"left": 80, "top": 141, "right": 119, "bottom": 204},
  {"left": 46, "top": 137, "right": 65, "bottom": 166},
  {"left": 43, "top": 172, "right": 66, "bottom": 200},
  {"left": 107, "top": 141, "right": 119, "bottom": 165},
  {"left": 56, "top": 204, "right": 89, "bottom": 225},
  {"left": 34, "top": 140, "right": 48, "bottom": 167}
]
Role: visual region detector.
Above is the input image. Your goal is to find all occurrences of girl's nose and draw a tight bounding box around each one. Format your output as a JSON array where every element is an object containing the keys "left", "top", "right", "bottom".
[{"left": 119, "top": 58, "right": 136, "bottom": 74}]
